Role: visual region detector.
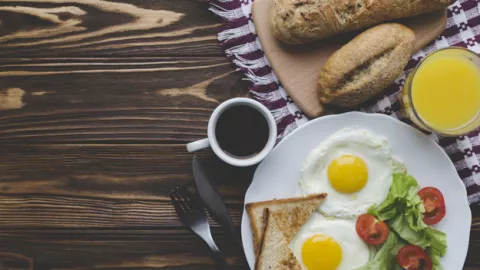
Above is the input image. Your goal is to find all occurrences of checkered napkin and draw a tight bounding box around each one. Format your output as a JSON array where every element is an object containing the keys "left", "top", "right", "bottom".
[{"left": 209, "top": 0, "right": 480, "bottom": 204}]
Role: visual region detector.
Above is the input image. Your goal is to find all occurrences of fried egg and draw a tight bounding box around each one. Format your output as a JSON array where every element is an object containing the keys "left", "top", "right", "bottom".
[
  {"left": 290, "top": 213, "right": 372, "bottom": 270},
  {"left": 299, "top": 128, "right": 402, "bottom": 218}
]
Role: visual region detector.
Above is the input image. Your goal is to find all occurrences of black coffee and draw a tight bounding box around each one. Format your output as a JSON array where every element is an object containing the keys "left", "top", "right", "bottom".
[{"left": 215, "top": 105, "right": 270, "bottom": 159}]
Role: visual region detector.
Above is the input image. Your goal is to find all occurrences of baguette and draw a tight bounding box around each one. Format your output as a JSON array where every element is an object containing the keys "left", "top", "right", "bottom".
[
  {"left": 271, "top": 0, "right": 452, "bottom": 44},
  {"left": 317, "top": 23, "right": 415, "bottom": 108}
]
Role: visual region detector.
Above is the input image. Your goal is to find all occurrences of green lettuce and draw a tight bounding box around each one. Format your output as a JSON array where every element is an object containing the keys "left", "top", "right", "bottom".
[
  {"left": 428, "top": 248, "right": 444, "bottom": 270},
  {"left": 356, "top": 232, "right": 405, "bottom": 270},
  {"left": 367, "top": 173, "right": 447, "bottom": 269}
]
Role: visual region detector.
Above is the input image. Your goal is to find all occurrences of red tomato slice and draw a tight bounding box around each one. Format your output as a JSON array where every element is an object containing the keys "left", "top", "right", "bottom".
[
  {"left": 355, "top": 214, "right": 390, "bottom": 245},
  {"left": 418, "top": 187, "right": 446, "bottom": 225},
  {"left": 397, "top": 245, "right": 432, "bottom": 270}
]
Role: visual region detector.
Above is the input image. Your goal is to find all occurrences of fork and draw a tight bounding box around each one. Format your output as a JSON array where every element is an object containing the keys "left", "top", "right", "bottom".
[{"left": 169, "top": 185, "right": 230, "bottom": 269}]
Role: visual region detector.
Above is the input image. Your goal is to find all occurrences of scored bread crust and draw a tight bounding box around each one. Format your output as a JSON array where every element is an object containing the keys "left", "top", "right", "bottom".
[
  {"left": 271, "top": 0, "right": 453, "bottom": 44},
  {"left": 246, "top": 193, "right": 327, "bottom": 256},
  {"left": 254, "top": 208, "right": 302, "bottom": 270},
  {"left": 317, "top": 23, "right": 415, "bottom": 108}
]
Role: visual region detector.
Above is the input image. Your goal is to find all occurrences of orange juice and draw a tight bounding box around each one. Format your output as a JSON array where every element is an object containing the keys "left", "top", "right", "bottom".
[{"left": 401, "top": 48, "right": 480, "bottom": 135}]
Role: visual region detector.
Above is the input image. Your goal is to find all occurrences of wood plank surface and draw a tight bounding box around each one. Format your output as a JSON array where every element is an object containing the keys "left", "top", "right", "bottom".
[
  {"left": 0, "top": 0, "right": 223, "bottom": 57},
  {"left": 0, "top": 0, "right": 479, "bottom": 269},
  {"left": 0, "top": 57, "right": 248, "bottom": 144}
]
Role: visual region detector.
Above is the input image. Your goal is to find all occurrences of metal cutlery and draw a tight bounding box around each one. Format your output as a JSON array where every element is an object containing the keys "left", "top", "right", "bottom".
[
  {"left": 192, "top": 157, "right": 242, "bottom": 248},
  {"left": 169, "top": 185, "right": 230, "bottom": 269}
]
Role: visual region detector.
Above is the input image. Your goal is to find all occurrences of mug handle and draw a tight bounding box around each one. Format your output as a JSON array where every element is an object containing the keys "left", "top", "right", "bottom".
[{"left": 187, "top": 138, "right": 210, "bottom": 152}]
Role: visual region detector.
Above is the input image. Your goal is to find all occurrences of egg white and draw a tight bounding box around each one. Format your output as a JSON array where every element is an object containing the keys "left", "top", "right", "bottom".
[
  {"left": 299, "top": 128, "right": 403, "bottom": 218},
  {"left": 290, "top": 213, "right": 372, "bottom": 270}
]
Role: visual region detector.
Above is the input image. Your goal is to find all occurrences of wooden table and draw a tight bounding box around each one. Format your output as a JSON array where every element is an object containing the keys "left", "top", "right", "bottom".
[{"left": 0, "top": 0, "right": 478, "bottom": 269}]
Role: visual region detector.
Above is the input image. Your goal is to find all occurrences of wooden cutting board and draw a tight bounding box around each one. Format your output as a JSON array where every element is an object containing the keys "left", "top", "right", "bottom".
[{"left": 252, "top": 0, "right": 447, "bottom": 118}]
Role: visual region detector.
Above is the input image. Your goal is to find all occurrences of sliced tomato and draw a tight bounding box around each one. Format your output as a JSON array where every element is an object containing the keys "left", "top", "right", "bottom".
[
  {"left": 418, "top": 187, "right": 446, "bottom": 225},
  {"left": 355, "top": 214, "right": 390, "bottom": 245},
  {"left": 397, "top": 245, "right": 432, "bottom": 270}
]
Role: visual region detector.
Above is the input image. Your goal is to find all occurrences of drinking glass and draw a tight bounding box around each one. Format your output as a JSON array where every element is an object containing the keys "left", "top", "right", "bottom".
[{"left": 400, "top": 47, "right": 480, "bottom": 136}]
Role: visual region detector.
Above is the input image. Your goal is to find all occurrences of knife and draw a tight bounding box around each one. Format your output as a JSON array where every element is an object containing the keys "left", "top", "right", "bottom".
[{"left": 192, "top": 156, "right": 242, "bottom": 248}]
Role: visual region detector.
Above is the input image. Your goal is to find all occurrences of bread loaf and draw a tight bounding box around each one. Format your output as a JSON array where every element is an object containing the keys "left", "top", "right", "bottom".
[
  {"left": 271, "top": 0, "right": 452, "bottom": 44},
  {"left": 317, "top": 23, "right": 414, "bottom": 108}
]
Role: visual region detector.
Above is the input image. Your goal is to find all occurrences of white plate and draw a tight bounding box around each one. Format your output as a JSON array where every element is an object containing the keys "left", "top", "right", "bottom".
[{"left": 241, "top": 112, "right": 471, "bottom": 269}]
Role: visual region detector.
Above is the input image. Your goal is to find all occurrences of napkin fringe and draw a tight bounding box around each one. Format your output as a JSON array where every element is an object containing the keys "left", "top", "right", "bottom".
[{"left": 209, "top": 0, "right": 308, "bottom": 140}]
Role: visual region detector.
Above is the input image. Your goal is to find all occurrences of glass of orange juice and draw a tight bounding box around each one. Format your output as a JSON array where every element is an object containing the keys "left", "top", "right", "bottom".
[{"left": 400, "top": 47, "right": 480, "bottom": 136}]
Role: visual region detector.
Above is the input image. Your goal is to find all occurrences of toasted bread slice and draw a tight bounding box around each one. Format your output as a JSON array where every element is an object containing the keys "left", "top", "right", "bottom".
[
  {"left": 246, "top": 193, "right": 327, "bottom": 255},
  {"left": 254, "top": 208, "right": 302, "bottom": 270}
]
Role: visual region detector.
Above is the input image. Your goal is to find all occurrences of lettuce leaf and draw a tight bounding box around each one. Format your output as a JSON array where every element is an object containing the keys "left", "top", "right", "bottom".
[
  {"left": 355, "top": 232, "right": 405, "bottom": 270},
  {"left": 425, "top": 227, "right": 447, "bottom": 256},
  {"left": 428, "top": 248, "right": 445, "bottom": 270},
  {"left": 367, "top": 173, "right": 447, "bottom": 269},
  {"left": 389, "top": 212, "right": 430, "bottom": 249},
  {"left": 367, "top": 174, "right": 420, "bottom": 221}
]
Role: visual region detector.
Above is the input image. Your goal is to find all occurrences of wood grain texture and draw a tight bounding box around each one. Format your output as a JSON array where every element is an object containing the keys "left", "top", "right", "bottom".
[
  {"left": 0, "top": 0, "right": 479, "bottom": 269},
  {"left": 0, "top": 0, "right": 223, "bottom": 57},
  {"left": 0, "top": 57, "right": 250, "bottom": 144},
  {"left": 0, "top": 229, "right": 246, "bottom": 270},
  {"left": 0, "top": 145, "right": 253, "bottom": 229},
  {"left": 0, "top": 145, "right": 254, "bottom": 269}
]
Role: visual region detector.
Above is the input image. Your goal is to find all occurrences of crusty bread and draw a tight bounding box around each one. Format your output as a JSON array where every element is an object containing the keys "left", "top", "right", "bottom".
[
  {"left": 245, "top": 193, "right": 327, "bottom": 255},
  {"left": 317, "top": 23, "right": 415, "bottom": 108},
  {"left": 254, "top": 209, "right": 302, "bottom": 270},
  {"left": 271, "top": 0, "right": 452, "bottom": 44}
]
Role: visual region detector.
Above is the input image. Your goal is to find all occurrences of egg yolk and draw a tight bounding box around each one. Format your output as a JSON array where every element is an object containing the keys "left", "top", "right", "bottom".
[
  {"left": 328, "top": 154, "right": 368, "bottom": 194},
  {"left": 302, "top": 234, "right": 342, "bottom": 270}
]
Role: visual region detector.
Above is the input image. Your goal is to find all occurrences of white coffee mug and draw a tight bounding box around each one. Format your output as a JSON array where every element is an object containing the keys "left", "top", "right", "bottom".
[{"left": 187, "top": 98, "right": 277, "bottom": 167}]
